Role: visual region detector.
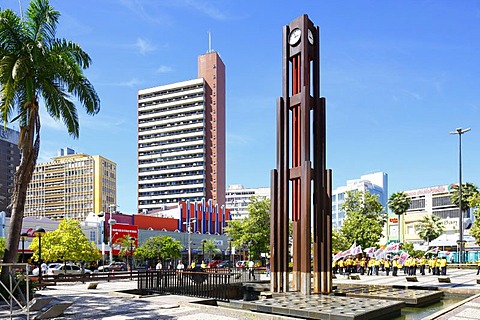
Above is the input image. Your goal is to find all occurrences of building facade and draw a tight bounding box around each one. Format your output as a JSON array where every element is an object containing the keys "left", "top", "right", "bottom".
[
  {"left": 225, "top": 184, "right": 270, "bottom": 220},
  {"left": 0, "top": 126, "right": 21, "bottom": 215},
  {"left": 24, "top": 150, "right": 116, "bottom": 220},
  {"left": 332, "top": 172, "right": 388, "bottom": 229},
  {"left": 137, "top": 51, "right": 226, "bottom": 213},
  {"left": 388, "top": 184, "right": 464, "bottom": 244}
]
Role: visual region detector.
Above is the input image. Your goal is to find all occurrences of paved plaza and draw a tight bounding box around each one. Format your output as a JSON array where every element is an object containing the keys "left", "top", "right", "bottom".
[{"left": 2, "top": 267, "right": 480, "bottom": 319}]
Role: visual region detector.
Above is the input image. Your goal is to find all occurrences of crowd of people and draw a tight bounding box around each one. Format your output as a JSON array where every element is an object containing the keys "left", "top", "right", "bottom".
[{"left": 333, "top": 255, "right": 449, "bottom": 277}]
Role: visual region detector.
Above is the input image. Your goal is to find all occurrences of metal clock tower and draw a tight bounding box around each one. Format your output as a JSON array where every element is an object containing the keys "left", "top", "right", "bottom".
[{"left": 270, "top": 14, "right": 332, "bottom": 295}]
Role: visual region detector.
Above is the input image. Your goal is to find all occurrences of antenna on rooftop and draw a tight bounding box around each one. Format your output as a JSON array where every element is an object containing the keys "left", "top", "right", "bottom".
[{"left": 208, "top": 31, "right": 212, "bottom": 53}]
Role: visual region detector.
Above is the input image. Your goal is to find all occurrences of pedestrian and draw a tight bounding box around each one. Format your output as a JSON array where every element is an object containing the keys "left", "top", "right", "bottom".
[
  {"left": 384, "top": 258, "right": 391, "bottom": 276},
  {"left": 419, "top": 256, "right": 426, "bottom": 275},
  {"left": 156, "top": 260, "right": 162, "bottom": 270},
  {"left": 266, "top": 260, "right": 271, "bottom": 277},
  {"left": 41, "top": 262, "right": 48, "bottom": 275},
  {"left": 392, "top": 258, "right": 398, "bottom": 277},
  {"left": 248, "top": 260, "right": 255, "bottom": 280},
  {"left": 477, "top": 259, "right": 480, "bottom": 275},
  {"left": 440, "top": 257, "right": 447, "bottom": 276}
]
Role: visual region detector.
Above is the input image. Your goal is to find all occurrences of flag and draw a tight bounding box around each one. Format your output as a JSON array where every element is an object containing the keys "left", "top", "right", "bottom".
[
  {"left": 333, "top": 252, "right": 345, "bottom": 262},
  {"left": 364, "top": 247, "right": 375, "bottom": 254},
  {"left": 374, "top": 248, "right": 384, "bottom": 259},
  {"left": 385, "top": 243, "right": 400, "bottom": 253},
  {"left": 398, "top": 251, "right": 409, "bottom": 265},
  {"left": 425, "top": 247, "right": 439, "bottom": 255},
  {"left": 352, "top": 245, "right": 362, "bottom": 255}
]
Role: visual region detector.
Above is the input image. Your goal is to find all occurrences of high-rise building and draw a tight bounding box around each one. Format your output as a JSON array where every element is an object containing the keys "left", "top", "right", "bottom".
[
  {"left": 226, "top": 184, "right": 270, "bottom": 220},
  {"left": 24, "top": 150, "right": 116, "bottom": 220},
  {"left": 0, "top": 126, "right": 20, "bottom": 215},
  {"left": 332, "top": 172, "right": 388, "bottom": 229},
  {"left": 137, "top": 51, "right": 226, "bottom": 213}
]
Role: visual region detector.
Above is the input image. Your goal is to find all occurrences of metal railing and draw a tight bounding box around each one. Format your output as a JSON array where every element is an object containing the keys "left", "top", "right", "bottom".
[
  {"left": 0, "top": 263, "right": 31, "bottom": 320},
  {"left": 138, "top": 267, "right": 260, "bottom": 301}
]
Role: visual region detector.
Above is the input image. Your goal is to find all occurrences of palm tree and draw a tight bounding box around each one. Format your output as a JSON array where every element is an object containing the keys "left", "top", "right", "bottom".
[
  {"left": 388, "top": 192, "right": 411, "bottom": 243},
  {"left": 200, "top": 238, "right": 221, "bottom": 262},
  {"left": 450, "top": 183, "right": 479, "bottom": 220},
  {"left": 0, "top": 0, "right": 100, "bottom": 275},
  {"left": 415, "top": 215, "right": 445, "bottom": 246}
]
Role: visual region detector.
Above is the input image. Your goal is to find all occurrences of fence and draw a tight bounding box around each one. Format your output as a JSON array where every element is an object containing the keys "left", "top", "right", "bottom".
[{"left": 138, "top": 267, "right": 260, "bottom": 301}]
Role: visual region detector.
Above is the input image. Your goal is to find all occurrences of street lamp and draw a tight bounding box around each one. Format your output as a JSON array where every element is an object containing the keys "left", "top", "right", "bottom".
[
  {"left": 108, "top": 204, "right": 117, "bottom": 264},
  {"left": 129, "top": 236, "right": 135, "bottom": 273},
  {"left": 183, "top": 218, "right": 196, "bottom": 266},
  {"left": 202, "top": 240, "right": 206, "bottom": 262},
  {"left": 228, "top": 238, "right": 233, "bottom": 263},
  {"left": 20, "top": 232, "right": 29, "bottom": 264},
  {"left": 34, "top": 227, "right": 45, "bottom": 280},
  {"left": 450, "top": 127, "right": 471, "bottom": 264}
]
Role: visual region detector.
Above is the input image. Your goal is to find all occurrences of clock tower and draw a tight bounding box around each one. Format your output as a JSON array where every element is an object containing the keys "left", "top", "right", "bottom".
[{"left": 270, "top": 14, "right": 332, "bottom": 295}]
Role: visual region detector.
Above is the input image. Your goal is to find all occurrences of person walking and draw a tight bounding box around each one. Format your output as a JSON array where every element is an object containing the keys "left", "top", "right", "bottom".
[
  {"left": 440, "top": 257, "right": 447, "bottom": 276},
  {"left": 419, "top": 256, "right": 426, "bottom": 276},
  {"left": 248, "top": 260, "right": 256, "bottom": 280},
  {"left": 476, "top": 259, "right": 480, "bottom": 275},
  {"left": 384, "top": 258, "right": 391, "bottom": 276},
  {"left": 392, "top": 258, "right": 398, "bottom": 277}
]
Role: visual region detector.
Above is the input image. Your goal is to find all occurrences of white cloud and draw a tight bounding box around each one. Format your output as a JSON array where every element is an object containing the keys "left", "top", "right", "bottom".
[
  {"left": 157, "top": 65, "right": 173, "bottom": 73},
  {"left": 135, "top": 38, "right": 156, "bottom": 55}
]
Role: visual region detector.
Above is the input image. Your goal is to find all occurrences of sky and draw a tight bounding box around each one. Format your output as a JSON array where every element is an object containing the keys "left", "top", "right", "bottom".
[{"left": 3, "top": 0, "right": 480, "bottom": 214}]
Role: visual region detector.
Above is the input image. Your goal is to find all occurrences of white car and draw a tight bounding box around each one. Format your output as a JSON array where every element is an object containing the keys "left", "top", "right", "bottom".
[
  {"left": 46, "top": 264, "right": 92, "bottom": 276},
  {"left": 31, "top": 263, "right": 61, "bottom": 276}
]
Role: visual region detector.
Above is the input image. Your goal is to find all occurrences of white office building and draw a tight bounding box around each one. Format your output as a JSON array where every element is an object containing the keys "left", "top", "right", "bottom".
[
  {"left": 226, "top": 184, "right": 270, "bottom": 220},
  {"left": 332, "top": 172, "right": 388, "bottom": 229}
]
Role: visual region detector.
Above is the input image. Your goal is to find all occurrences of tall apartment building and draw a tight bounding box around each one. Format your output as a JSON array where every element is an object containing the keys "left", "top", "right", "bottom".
[
  {"left": 24, "top": 149, "right": 116, "bottom": 220},
  {"left": 137, "top": 51, "right": 226, "bottom": 213},
  {"left": 0, "top": 126, "right": 21, "bottom": 214},
  {"left": 226, "top": 184, "right": 270, "bottom": 220},
  {"left": 332, "top": 172, "right": 388, "bottom": 229}
]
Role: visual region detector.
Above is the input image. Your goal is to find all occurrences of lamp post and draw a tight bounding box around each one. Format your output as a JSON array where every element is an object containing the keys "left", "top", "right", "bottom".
[
  {"left": 129, "top": 236, "right": 135, "bottom": 274},
  {"left": 228, "top": 238, "right": 233, "bottom": 263},
  {"left": 20, "top": 232, "right": 29, "bottom": 264},
  {"left": 34, "top": 227, "right": 46, "bottom": 281},
  {"left": 202, "top": 240, "right": 206, "bottom": 262},
  {"left": 183, "top": 219, "right": 196, "bottom": 266},
  {"left": 450, "top": 127, "right": 470, "bottom": 264},
  {"left": 108, "top": 204, "right": 117, "bottom": 264}
]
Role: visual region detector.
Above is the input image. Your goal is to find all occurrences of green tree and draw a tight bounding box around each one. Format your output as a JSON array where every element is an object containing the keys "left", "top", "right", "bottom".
[
  {"left": 340, "top": 190, "right": 386, "bottom": 250},
  {"left": 29, "top": 219, "right": 101, "bottom": 263},
  {"left": 415, "top": 215, "right": 445, "bottom": 245},
  {"left": 0, "top": 237, "right": 5, "bottom": 258},
  {"left": 468, "top": 193, "right": 480, "bottom": 245},
  {"left": 0, "top": 0, "right": 100, "bottom": 272},
  {"left": 115, "top": 235, "right": 136, "bottom": 259},
  {"left": 134, "top": 236, "right": 182, "bottom": 264},
  {"left": 225, "top": 197, "right": 270, "bottom": 260},
  {"left": 450, "top": 183, "right": 479, "bottom": 216},
  {"left": 388, "top": 191, "right": 411, "bottom": 243},
  {"left": 332, "top": 229, "right": 349, "bottom": 253},
  {"left": 401, "top": 242, "right": 424, "bottom": 258},
  {"left": 199, "top": 238, "right": 221, "bottom": 261}
]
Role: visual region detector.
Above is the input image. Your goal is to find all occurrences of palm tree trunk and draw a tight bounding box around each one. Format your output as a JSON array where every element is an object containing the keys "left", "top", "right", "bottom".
[{"left": 1, "top": 103, "right": 40, "bottom": 283}]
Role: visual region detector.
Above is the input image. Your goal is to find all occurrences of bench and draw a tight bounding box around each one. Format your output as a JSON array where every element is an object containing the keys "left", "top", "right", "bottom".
[
  {"left": 87, "top": 282, "right": 99, "bottom": 289},
  {"left": 438, "top": 277, "right": 451, "bottom": 283},
  {"left": 406, "top": 276, "right": 418, "bottom": 282},
  {"left": 34, "top": 302, "right": 72, "bottom": 319},
  {"left": 349, "top": 275, "right": 361, "bottom": 280}
]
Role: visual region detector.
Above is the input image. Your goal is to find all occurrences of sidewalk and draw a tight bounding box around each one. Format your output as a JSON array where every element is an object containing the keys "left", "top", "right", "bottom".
[
  {"left": 3, "top": 268, "right": 480, "bottom": 319},
  {"left": 1, "top": 278, "right": 295, "bottom": 320}
]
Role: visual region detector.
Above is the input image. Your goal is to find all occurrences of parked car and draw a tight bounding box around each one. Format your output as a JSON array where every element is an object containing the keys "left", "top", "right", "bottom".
[
  {"left": 97, "top": 262, "right": 127, "bottom": 272},
  {"left": 235, "top": 260, "right": 247, "bottom": 268},
  {"left": 207, "top": 259, "right": 221, "bottom": 268},
  {"left": 217, "top": 260, "right": 234, "bottom": 268},
  {"left": 46, "top": 263, "right": 92, "bottom": 276},
  {"left": 31, "top": 263, "right": 61, "bottom": 276}
]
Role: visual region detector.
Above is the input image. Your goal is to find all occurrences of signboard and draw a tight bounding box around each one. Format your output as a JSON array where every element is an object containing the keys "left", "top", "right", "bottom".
[
  {"left": 111, "top": 224, "right": 138, "bottom": 255},
  {"left": 389, "top": 217, "right": 399, "bottom": 224}
]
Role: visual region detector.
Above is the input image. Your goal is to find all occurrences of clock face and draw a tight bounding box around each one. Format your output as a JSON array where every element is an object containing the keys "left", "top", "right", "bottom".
[
  {"left": 308, "top": 29, "right": 314, "bottom": 45},
  {"left": 289, "top": 28, "right": 301, "bottom": 46}
]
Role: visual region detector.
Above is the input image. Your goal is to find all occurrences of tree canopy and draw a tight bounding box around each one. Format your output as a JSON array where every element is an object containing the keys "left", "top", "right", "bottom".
[
  {"left": 0, "top": 0, "right": 100, "bottom": 271},
  {"left": 29, "top": 219, "right": 101, "bottom": 263},
  {"left": 198, "top": 238, "right": 221, "bottom": 261},
  {"left": 134, "top": 235, "right": 182, "bottom": 263},
  {"left": 450, "top": 183, "right": 479, "bottom": 213},
  {"left": 225, "top": 197, "right": 270, "bottom": 259},
  {"left": 415, "top": 214, "right": 445, "bottom": 245},
  {"left": 340, "top": 190, "right": 386, "bottom": 249},
  {"left": 388, "top": 192, "right": 411, "bottom": 216}
]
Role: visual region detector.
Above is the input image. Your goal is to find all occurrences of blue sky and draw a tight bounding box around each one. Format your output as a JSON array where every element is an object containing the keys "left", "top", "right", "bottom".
[{"left": 5, "top": 1, "right": 480, "bottom": 214}]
